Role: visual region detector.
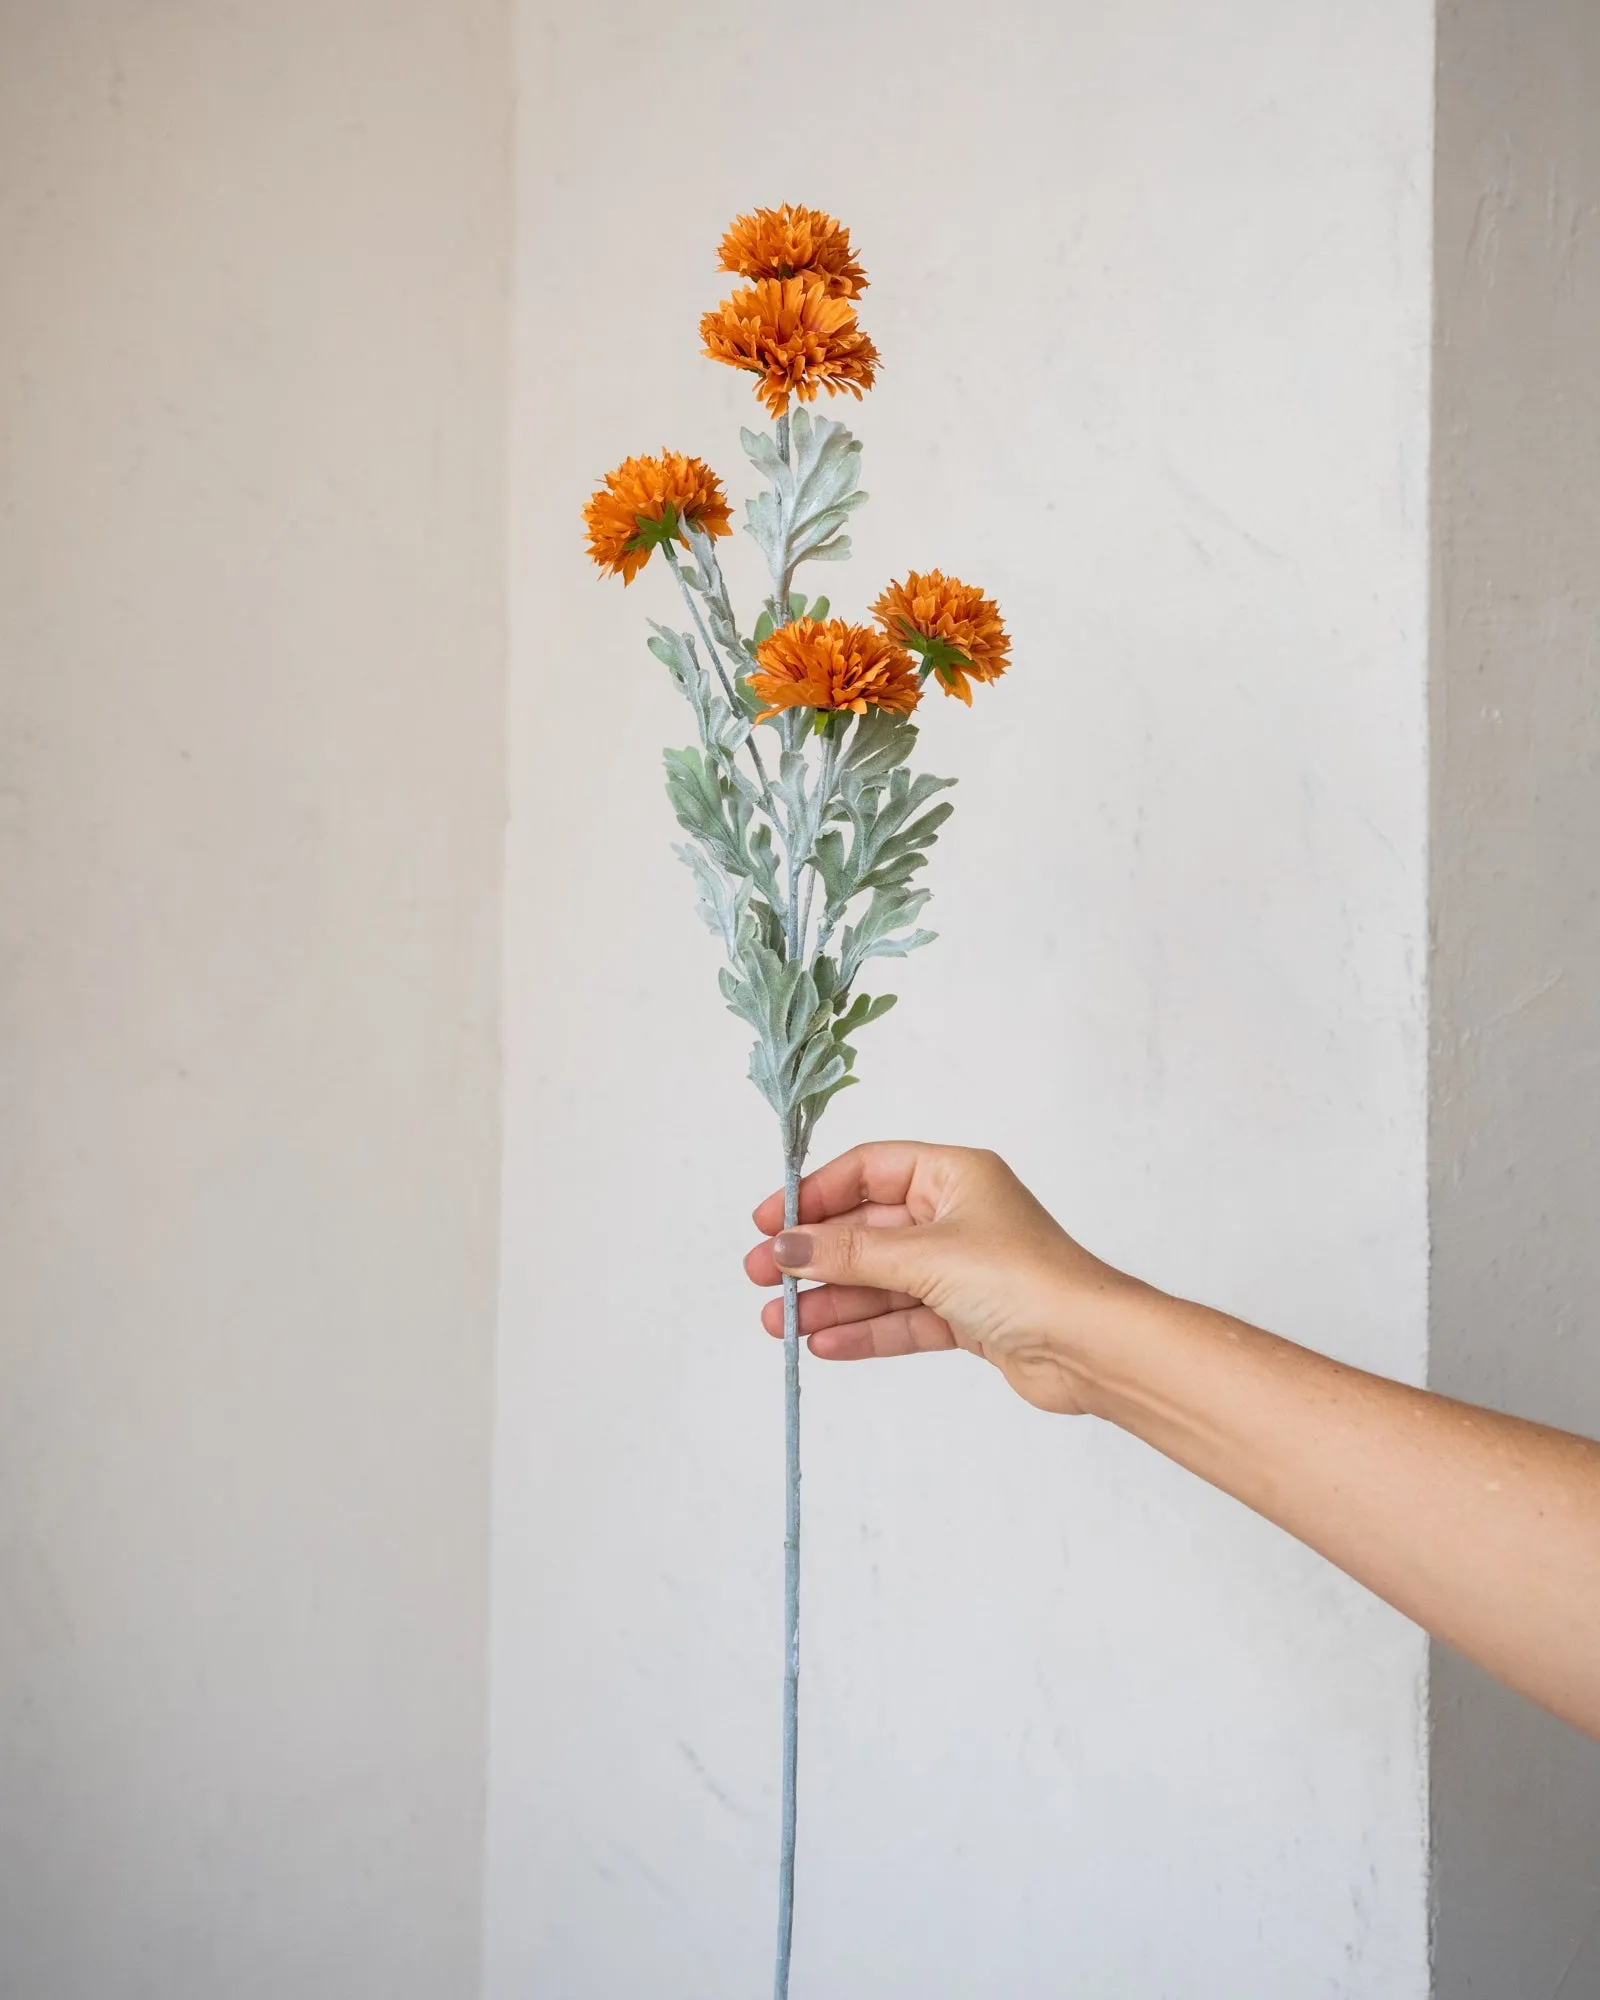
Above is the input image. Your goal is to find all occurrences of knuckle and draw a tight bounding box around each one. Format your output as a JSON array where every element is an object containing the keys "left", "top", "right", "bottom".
[{"left": 829, "top": 1224, "right": 866, "bottom": 1274}]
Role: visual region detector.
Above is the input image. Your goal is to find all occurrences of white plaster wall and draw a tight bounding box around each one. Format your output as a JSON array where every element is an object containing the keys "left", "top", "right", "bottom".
[
  {"left": 493, "top": 3, "right": 1436, "bottom": 1994},
  {"left": 0, "top": 7, "right": 508, "bottom": 1996},
  {"left": 1429, "top": 2, "right": 1600, "bottom": 1993}
]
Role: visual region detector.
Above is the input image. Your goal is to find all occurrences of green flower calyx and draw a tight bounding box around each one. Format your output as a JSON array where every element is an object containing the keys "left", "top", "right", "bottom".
[{"left": 897, "top": 620, "right": 973, "bottom": 688}]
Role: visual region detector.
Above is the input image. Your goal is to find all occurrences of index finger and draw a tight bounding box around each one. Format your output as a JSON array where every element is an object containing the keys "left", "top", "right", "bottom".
[{"left": 751, "top": 1140, "right": 934, "bottom": 1234}]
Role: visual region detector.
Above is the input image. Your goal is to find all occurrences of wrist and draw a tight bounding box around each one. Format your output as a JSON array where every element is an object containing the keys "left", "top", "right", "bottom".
[{"left": 1045, "top": 1266, "right": 1185, "bottom": 1426}]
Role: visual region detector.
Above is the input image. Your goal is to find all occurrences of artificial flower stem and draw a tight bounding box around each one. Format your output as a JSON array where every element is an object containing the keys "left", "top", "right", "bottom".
[
  {"left": 798, "top": 846, "right": 820, "bottom": 962},
  {"left": 663, "top": 544, "right": 781, "bottom": 825},
  {"left": 775, "top": 1135, "right": 803, "bottom": 2000},
  {"left": 798, "top": 721, "right": 843, "bottom": 958},
  {"left": 770, "top": 413, "right": 797, "bottom": 624},
  {"left": 773, "top": 764, "right": 806, "bottom": 2000}
]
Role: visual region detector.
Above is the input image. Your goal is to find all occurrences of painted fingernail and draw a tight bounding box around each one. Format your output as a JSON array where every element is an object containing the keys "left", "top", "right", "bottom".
[{"left": 773, "top": 1232, "right": 813, "bottom": 1269}]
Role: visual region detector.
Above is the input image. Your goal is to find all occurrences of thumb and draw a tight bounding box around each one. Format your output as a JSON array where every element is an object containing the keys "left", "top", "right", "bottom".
[{"left": 772, "top": 1218, "right": 926, "bottom": 1296}]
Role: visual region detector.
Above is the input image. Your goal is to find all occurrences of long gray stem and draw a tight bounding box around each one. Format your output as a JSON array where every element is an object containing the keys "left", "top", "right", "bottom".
[
  {"left": 774, "top": 1134, "right": 802, "bottom": 2000},
  {"left": 797, "top": 859, "right": 820, "bottom": 963},
  {"left": 773, "top": 684, "right": 805, "bottom": 1998},
  {"left": 770, "top": 410, "right": 796, "bottom": 626},
  {"left": 799, "top": 725, "right": 841, "bottom": 958}
]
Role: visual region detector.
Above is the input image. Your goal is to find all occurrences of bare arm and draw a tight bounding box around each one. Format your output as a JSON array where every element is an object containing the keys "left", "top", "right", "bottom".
[{"left": 745, "top": 1140, "right": 1600, "bottom": 1741}]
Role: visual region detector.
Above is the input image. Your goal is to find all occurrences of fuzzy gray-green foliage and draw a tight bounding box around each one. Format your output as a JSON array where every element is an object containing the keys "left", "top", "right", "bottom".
[
  {"left": 653, "top": 410, "right": 954, "bottom": 1155},
  {"left": 742, "top": 404, "right": 868, "bottom": 591}
]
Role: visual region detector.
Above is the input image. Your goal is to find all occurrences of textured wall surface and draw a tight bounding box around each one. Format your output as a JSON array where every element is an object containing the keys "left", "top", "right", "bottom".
[
  {"left": 20, "top": 7, "right": 1596, "bottom": 1994},
  {"left": 0, "top": 7, "right": 508, "bottom": 1996},
  {"left": 491, "top": 3, "right": 1435, "bottom": 1993},
  {"left": 1429, "top": 2, "right": 1600, "bottom": 1994}
]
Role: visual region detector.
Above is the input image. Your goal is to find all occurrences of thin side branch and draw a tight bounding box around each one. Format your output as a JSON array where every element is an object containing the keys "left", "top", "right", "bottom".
[
  {"left": 800, "top": 723, "right": 843, "bottom": 960},
  {"left": 663, "top": 542, "right": 779, "bottom": 824}
]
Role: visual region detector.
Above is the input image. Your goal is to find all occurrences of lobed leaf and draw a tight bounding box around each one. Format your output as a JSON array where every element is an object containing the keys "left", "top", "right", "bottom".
[
  {"left": 740, "top": 409, "right": 870, "bottom": 580},
  {"left": 838, "top": 885, "right": 937, "bottom": 984}
]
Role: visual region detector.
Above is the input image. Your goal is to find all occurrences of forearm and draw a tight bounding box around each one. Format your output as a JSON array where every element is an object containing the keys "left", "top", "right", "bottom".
[
  {"left": 1076, "top": 1285, "right": 1600, "bottom": 1739},
  {"left": 750, "top": 1141, "right": 1600, "bottom": 1737}
]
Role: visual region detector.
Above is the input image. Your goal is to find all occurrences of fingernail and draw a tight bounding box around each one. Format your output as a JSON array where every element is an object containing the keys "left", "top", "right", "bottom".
[{"left": 773, "top": 1232, "right": 813, "bottom": 1269}]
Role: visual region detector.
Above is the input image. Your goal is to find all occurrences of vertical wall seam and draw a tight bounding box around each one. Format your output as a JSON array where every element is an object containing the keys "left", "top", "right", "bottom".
[{"left": 1423, "top": 1, "right": 1443, "bottom": 1982}]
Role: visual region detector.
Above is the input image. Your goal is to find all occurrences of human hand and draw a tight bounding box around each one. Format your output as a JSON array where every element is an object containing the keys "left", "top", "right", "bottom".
[
  {"left": 756, "top": 1150, "right": 1600, "bottom": 1744},
  {"left": 745, "top": 1141, "right": 1146, "bottom": 1415}
]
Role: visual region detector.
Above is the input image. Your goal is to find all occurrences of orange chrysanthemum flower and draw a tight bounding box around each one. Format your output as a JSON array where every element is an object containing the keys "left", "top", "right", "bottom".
[
  {"left": 700, "top": 278, "right": 879, "bottom": 419},
  {"left": 582, "top": 450, "right": 733, "bottom": 585},
  {"left": 747, "top": 618, "right": 921, "bottom": 723},
  {"left": 869, "top": 571, "right": 1011, "bottom": 704},
  {"left": 717, "top": 204, "right": 867, "bottom": 301}
]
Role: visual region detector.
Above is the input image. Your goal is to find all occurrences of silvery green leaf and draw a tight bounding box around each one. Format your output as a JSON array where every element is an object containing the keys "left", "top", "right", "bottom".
[
  {"left": 741, "top": 424, "right": 784, "bottom": 480},
  {"left": 870, "top": 766, "right": 955, "bottom": 825},
  {"left": 662, "top": 745, "right": 757, "bottom": 880},
  {"left": 747, "top": 819, "right": 783, "bottom": 908},
  {"left": 647, "top": 622, "right": 700, "bottom": 689},
  {"left": 839, "top": 886, "right": 936, "bottom": 983},
  {"left": 856, "top": 801, "right": 956, "bottom": 891},
  {"left": 776, "top": 747, "right": 810, "bottom": 834},
  {"left": 725, "top": 761, "right": 763, "bottom": 810},
  {"left": 796, "top": 1023, "right": 863, "bottom": 1127},
  {"left": 798, "top": 990, "right": 835, "bottom": 1051},
  {"left": 816, "top": 763, "right": 956, "bottom": 924},
  {"left": 661, "top": 746, "right": 720, "bottom": 840},
  {"left": 804, "top": 1071, "right": 859, "bottom": 1116},
  {"left": 834, "top": 990, "right": 897, "bottom": 1036},
  {"left": 675, "top": 841, "right": 753, "bottom": 958},
  {"left": 680, "top": 520, "right": 720, "bottom": 596},
  {"left": 706, "top": 595, "right": 746, "bottom": 659},
  {"left": 743, "top": 416, "right": 862, "bottom": 572},
  {"left": 719, "top": 970, "right": 761, "bottom": 1033},
  {"left": 722, "top": 931, "right": 874, "bottom": 1122},
  {"left": 679, "top": 523, "right": 763, "bottom": 676},
  {"left": 751, "top": 895, "right": 785, "bottom": 954},
  {"left": 722, "top": 942, "right": 799, "bottom": 1062},
  {"left": 740, "top": 408, "right": 869, "bottom": 578},
  {"left": 734, "top": 941, "right": 813, "bottom": 1054},
  {"left": 745, "top": 489, "right": 782, "bottom": 569},
  {"left": 783, "top": 963, "right": 825, "bottom": 1046},
  {"left": 812, "top": 830, "right": 850, "bottom": 905},
  {"left": 846, "top": 926, "right": 936, "bottom": 981},
  {"left": 711, "top": 601, "right": 761, "bottom": 687},
  {"left": 790, "top": 1039, "right": 849, "bottom": 1103},
  {"left": 855, "top": 852, "right": 927, "bottom": 892},
  {"left": 787, "top": 407, "right": 864, "bottom": 523},
  {"left": 841, "top": 770, "right": 955, "bottom": 888},
  {"left": 746, "top": 1042, "right": 788, "bottom": 1117},
  {"left": 649, "top": 621, "right": 718, "bottom": 739},
  {"left": 650, "top": 621, "right": 753, "bottom": 768},
  {"left": 711, "top": 698, "right": 751, "bottom": 760},
  {"left": 736, "top": 936, "right": 785, "bottom": 1002},
  {"left": 790, "top": 507, "right": 866, "bottom": 569},
  {"left": 837, "top": 709, "right": 920, "bottom": 794}
]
